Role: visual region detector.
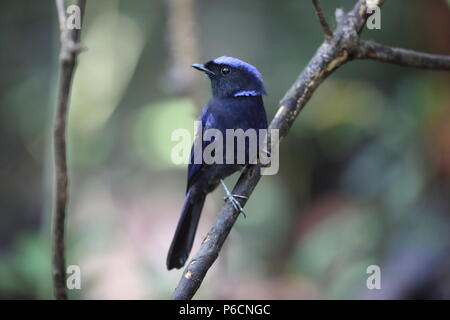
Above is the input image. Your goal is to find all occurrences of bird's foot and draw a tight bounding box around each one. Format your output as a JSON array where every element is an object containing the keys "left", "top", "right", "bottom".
[
  {"left": 220, "top": 180, "right": 248, "bottom": 217},
  {"left": 224, "top": 194, "right": 247, "bottom": 218},
  {"left": 223, "top": 194, "right": 248, "bottom": 200}
]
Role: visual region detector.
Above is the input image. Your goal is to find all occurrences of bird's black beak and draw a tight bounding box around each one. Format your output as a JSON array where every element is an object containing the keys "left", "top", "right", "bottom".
[{"left": 191, "top": 63, "right": 215, "bottom": 76}]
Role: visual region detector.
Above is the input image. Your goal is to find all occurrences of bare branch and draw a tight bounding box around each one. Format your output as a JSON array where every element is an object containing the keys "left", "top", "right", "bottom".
[
  {"left": 356, "top": 40, "right": 450, "bottom": 70},
  {"left": 52, "top": 0, "right": 86, "bottom": 300},
  {"left": 312, "top": 0, "right": 332, "bottom": 39},
  {"left": 166, "top": 0, "right": 201, "bottom": 103}
]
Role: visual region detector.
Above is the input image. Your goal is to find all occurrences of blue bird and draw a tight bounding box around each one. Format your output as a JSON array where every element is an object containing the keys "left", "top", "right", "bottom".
[{"left": 167, "top": 56, "right": 268, "bottom": 270}]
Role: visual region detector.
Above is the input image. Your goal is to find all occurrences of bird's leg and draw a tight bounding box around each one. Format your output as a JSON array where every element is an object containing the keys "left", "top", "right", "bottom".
[{"left": 220, "top": 180, "right": 247, "bottom": 217}]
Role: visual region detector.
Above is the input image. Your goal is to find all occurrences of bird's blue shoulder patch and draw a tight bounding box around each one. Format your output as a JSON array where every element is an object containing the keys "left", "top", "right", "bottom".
[
  {"left": 233, "top": 90, "right": 260, "bottom": 97},
  {"left": 213, "top": 56, "right": 263, "bottom": 82}
]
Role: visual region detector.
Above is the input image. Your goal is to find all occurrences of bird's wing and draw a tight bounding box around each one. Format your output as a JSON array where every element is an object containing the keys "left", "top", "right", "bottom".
[{"left": 186, "top": 104, "right": 212, "bottom": 192}]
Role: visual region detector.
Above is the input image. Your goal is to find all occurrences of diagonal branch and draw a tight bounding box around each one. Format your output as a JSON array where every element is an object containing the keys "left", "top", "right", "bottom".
[
  {"left": 172, "top": 0, "right": 450, "bottom": 300},
  {"left": 52, "top": 0, "right": 86, "bottom": 300},
  {"left": 356, "top": 40, "right": 450, "bottom": 70},
  {"left": 312, "top": 0, "right": 332, "bottom": 39}
]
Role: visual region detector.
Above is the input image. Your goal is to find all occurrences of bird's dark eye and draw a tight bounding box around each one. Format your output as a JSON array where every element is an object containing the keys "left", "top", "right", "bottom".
[{"left": 221, "top": 66, "right": 231, "bottom": 75}]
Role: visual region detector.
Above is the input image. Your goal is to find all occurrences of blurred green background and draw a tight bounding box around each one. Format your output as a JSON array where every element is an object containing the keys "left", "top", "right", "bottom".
[{"left": 1, "top": 0, "right": 449, "bottom": 299}]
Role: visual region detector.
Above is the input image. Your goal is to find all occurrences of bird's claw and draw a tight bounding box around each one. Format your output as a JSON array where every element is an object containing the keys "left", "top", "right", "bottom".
[
  {"left": 220, "top": 179, "right": 247, "bottom": 217},
  {"left": 223, "top": 194, "right": 248, "bottom": 200},
  {"left": 224, "top": 194, "right": 247, "bottom": 218}
]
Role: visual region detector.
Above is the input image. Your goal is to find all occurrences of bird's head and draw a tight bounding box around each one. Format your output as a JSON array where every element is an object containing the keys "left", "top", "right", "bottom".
[{"left": 192, "top": 56, "right": 266, "bottom": 98}]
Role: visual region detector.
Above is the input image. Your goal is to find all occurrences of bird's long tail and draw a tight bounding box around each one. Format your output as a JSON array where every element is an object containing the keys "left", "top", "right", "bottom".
[{"left": 167, "top": 189, "right": 206, "bottom": 270}]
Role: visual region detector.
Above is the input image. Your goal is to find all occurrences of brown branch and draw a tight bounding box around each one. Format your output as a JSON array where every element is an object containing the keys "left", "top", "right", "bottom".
[
  {"left": 312, "top": 0, "right": 332, "bottom": 39},
  {"left": 356, "top": 40, "right": 450, "bottom": 70},
  {"left": 52, "top": 0, "right": 86, "bottom": 300},
  {"left": 170, "top": 0, "right": 450, "bottom": 300},
  {"left": 166, "top": 0, "right": 201, "bottom": 99}
]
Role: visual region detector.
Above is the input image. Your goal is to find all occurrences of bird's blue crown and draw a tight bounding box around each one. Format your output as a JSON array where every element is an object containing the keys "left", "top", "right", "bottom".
[{"left": 213, "top": 56, "right": 264, "bottom": 83}]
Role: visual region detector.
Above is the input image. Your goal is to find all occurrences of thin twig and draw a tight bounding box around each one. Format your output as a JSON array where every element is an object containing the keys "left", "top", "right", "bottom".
[
  {"left": 172, "top": 0, "right": 450, "bottom": 300},
  {"left": 52, "top": 0, "right": 86, "bottom": 300},
  {"left": 356, "top": 40, "right": 450, "bottom": 70},
  {"left": 312, "top": 0, "right": 332, "bottom": 39}
]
